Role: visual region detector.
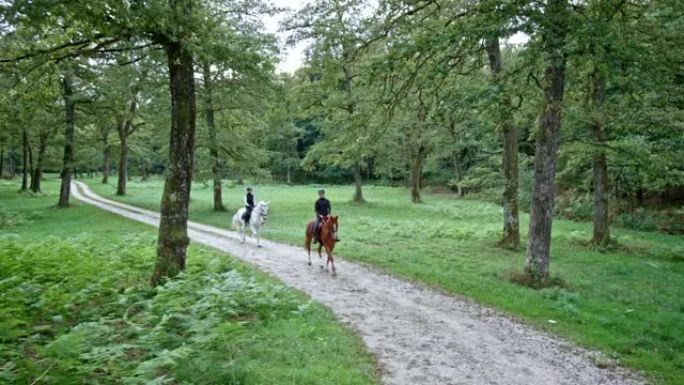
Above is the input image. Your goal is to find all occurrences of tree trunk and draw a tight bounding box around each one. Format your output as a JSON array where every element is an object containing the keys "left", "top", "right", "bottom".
[
  {"left": 102, "top": 130, "right": 110, "bottom": 183},
  {"left": 116, "top": 98, "right": 138, "bottom": 195},
  {"left": 352, "top": 162, "right": 365, "bottom": 202},
  {"left": 525, "top": 0, "right": 568, "bottom": 282},
  {"left": 140, "top": 156, "right": 149, "bottom": 181},
  {"left": 151, "top": 38, "right": 196, "bottom": 286},
  {"left": 9, "top": 147, "right": 16, "bottom": 178},
  {"left": 30, "top": 132, "right": 47, "bottom": 193},
  {"left": 410, "top": 144, "right": 426, "bottom": 203},
  {"left": 202, "top": 61, "right": 224, "bottom": 211},
  {"left": 58, "top": 72, "right": 76, "bottom": 208},
  {"left": 486, "top": 36, "right": 520, "bottom": 249},
  {"left": 20, "top": 127, "right": 29, "bottom": 192},
  {"left": 590, "top": 70, "right": 610, "bottom": 246},
  {"left": 117, "top": 132, "right": 127, "bottom": 195},
  {"left": 286, "top": 162, "right": 292, "bottom": 184}
]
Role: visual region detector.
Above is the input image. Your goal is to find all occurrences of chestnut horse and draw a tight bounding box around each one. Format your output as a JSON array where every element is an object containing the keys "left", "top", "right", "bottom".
[{"left": 305, "top": 215, "right": 339, "bottom": 273}]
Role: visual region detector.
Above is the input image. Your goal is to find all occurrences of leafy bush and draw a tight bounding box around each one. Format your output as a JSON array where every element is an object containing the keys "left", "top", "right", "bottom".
[
  {"left": 0, "top": 208, "right": 44, "bottom": 227},
  {"left": 615, "top": 208, "right": 658, "bottom": 232},
  {"left": 0, "top": 234, "right": 346, "bottom": 385},
  {"left": 556, "top": 193, "right": 593, "bottom": 221}
]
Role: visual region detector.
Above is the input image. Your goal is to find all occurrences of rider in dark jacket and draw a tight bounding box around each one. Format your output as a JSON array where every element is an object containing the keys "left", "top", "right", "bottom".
[
  {"left": 242, "top": 186, "right": 255, "bottom": 223},
  {"left": 314, "top": 189, "right": 337, "bottom": 243}
]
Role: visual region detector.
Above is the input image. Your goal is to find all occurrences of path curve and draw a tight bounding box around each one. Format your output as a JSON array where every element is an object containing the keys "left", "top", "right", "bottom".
[{"left": 71, "top": 182, "right": 646, "bottom": 385}]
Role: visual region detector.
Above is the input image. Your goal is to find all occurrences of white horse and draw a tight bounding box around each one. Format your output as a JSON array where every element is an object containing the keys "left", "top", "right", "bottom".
[{"left": 232, "top": 201, "right": 270, "bottom": 247}]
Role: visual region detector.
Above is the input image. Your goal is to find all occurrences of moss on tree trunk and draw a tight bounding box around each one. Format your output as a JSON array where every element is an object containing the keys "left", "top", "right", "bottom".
[
  {"left": 486, "top": 36, "right": 520, "bottom": 249},
  {"left": 151, "top": 38, "right": 196, "bottom": 286},
  {"left": 525, "top": 0, "right": 568, "bottom": 282}
]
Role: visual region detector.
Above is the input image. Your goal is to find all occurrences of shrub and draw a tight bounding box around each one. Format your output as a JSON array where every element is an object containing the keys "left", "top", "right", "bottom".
[
  {"left": 615, "top": 208, "right": 658, "bottom": 232},
  {"left": 555, "top": 193, "right": 593, "bottom": 221}
]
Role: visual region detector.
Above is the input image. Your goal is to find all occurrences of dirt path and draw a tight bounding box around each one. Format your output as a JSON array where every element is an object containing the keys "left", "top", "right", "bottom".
[{"left": 71, "top": 181, "right": 646, "bottom": 385}]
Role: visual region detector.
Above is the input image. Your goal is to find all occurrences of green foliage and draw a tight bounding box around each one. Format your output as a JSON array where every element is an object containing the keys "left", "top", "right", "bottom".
[
  {"left": 556, "top": 193, "right": 594, "bottom": 222},
  {"left": 90, "top": 178, "right": 684, "bottom": 385},
  {"left": 0, "top": 179, "right": 378, "bottom": 385},
  {"left": 615, "top": 208, "right": 658, "bottom": 232}
]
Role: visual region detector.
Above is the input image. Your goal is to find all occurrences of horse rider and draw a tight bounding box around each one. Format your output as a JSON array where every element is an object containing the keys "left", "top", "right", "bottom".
[
  {"left": 314, "top": 188, "right": 339, "bottom": 243},
  {"left": 242, "top": 186, "right": 255, "bottom": 224}
]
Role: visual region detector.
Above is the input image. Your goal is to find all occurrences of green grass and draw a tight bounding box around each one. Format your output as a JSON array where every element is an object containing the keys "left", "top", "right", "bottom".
[
  {"left": 0, "top": 176, "right": 379, "bottom": 385},
  {"left": 86, "top": 175, "right": 684, "bottom": 385}
]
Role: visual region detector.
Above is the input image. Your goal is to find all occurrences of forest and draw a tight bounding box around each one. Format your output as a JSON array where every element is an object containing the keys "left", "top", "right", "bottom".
[{"left": 0, "top": 0, "right": 682, "bottom": 384}]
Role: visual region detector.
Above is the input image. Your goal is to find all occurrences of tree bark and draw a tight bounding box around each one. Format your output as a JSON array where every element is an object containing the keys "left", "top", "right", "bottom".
[
  {"left": 20, "top": 127, "right": 29, "bottom": 192},
  {"left": 102, "top": 129, "right": 111, "bottom": 183},
  {"left": 353, "top": 162, "right": 365, "bottom": 202},
  {"left": 590, "top": 70, "right": 610, "bottom": 246},
  {"left": 117, "top": 131, "right": 128, "bottom": 195},
  {"left": 151, "top": 38, "right": 196, "bottom": 286},
  {"left": 30, "top": 131, "right": 47, "bottom": 193},
  {"left": 202, "top": 61, "right": 224, "bottom": 211},
  {"left": 525, "top": 0, "right": 568, "bottom": 282},
  {"left": 116, "top": 99, "right": 137, "bottom": 196},
  {"left": 410, "top": 144, "right": 426, "bottom": 203},
  {"left": 140, "top": 156, "right": 149, "bottom": 181},
  {"left": 286, "top": 162, "right": 292, "bottom": 184},
  {"left": 9, "top": 146, "right": 16, "bottom": 179},
  {"left": 58, "top": 72, "right": 76, "bottom": 208},
  {"left": 486, "top": 36, "right": 520, "bottom": 249}
]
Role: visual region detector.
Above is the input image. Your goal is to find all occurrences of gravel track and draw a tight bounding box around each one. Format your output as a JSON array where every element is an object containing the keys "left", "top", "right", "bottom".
[{"left": 71, "top": 181, "right": 646, "bottom": 385}]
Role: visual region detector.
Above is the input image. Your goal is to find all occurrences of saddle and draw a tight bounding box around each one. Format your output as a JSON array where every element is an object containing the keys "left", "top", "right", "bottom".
[{"left": 314, "top": 215, "right": 330, "bottom": 242}]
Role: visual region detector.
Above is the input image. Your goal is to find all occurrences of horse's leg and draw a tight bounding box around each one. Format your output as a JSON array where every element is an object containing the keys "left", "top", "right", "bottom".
[
  {"left": 324, "top": 245, "right": 333, "bottom": 273},
  {"left": 305, "top": 231, "right": 313, "bottom": 266},
  {"left": 318, "top": 244, "right": 324, "bottom": 269},
  {"left": 256, "top": 226, "right": 262, "bottom": 248},
  {"left": 329, "top": 249, "right": 336, "bottom": 275},
  {"left": 240, "top": 224, "right": 246, "bottom": 244}
]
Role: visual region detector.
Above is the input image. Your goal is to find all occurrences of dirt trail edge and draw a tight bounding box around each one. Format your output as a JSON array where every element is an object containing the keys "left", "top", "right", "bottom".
[{"left": 71, "top": 181, "right": 646, "bottom": 385}]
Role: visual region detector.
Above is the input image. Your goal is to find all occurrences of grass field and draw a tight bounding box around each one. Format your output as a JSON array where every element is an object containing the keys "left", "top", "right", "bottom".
[
  {"left": 85, "top": 175, "right": 684, "bottom": 385},
  {"left": 0, "top": 177, "right": 379, "bottom": 385}
]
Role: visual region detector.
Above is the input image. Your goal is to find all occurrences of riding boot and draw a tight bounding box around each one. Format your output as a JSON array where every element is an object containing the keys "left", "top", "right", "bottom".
[{"left": 313, "top": 221, "right": 319, "bottom": 244}]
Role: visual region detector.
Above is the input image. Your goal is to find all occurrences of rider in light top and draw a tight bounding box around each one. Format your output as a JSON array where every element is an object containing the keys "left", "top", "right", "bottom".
[
  {"left": 314, "top": 188, "right": 338, "bottom": 243},
  {"left": 242, "top": 186, "right": 255, "bottom": 223}
]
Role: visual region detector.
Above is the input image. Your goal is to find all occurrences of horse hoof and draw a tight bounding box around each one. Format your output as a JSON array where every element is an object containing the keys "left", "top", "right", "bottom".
[
  {"left": 257, "top": 244, "right": 262, "bottom": 248},
  {"left": 308, "top": 262, "right": 312, "bottom": 266}
]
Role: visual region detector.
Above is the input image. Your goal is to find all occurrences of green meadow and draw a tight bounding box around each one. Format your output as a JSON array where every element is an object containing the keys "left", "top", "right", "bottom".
[
  {"left": 87, "top": 176, "right": 684, "bottom": 385},
  {"left": 0, "top": 177, "right": 379, "bottom": 385}
]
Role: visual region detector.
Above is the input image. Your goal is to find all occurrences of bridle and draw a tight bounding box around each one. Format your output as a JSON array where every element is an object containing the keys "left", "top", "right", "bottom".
[{"left": 256, "top": 204, "right": 268, "bottom": 221}]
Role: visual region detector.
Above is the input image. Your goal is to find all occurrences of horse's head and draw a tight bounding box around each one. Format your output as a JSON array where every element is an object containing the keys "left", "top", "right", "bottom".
[
  {"left": 325, "top": 215, "right": 339, "bottom": 240},
  {"left": 256, "top": 201, "right": 270, "bottom": 220}
]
